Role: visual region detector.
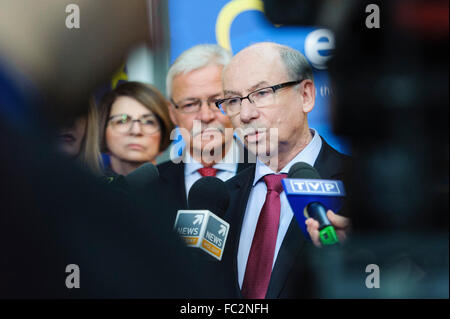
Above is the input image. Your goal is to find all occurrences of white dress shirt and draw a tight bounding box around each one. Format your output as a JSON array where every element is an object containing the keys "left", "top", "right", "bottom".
[
  {"left": 184, "top": 139, "right": 241, "bottom": 198},
  {"left": 237, "top": 129, "right": 323, "bottom": 288}
]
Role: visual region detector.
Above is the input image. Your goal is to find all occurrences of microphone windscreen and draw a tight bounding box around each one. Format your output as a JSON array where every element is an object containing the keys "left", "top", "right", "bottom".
[
  {"left": 188, "top": 177, "right": 230, "bottom": 218},
  {"left": 288, "top": 162, "right": 321, "bottom": 179},
  {"left": 125, "top": 162, "right": 159, "bottom": 190}
]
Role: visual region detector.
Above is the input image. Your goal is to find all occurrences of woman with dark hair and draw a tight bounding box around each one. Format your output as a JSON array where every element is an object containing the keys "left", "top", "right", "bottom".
[{"left": 99, "top": 81, "right": 174, "bottom": 175}]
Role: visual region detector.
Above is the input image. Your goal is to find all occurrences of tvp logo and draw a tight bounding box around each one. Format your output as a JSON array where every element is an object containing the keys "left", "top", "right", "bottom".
[{"left": 289, "top": 179, "right": 343, "bottom": 195}]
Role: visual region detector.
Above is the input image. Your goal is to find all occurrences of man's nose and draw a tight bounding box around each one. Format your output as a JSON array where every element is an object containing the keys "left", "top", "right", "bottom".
[
  {"left": 197, "top": 102, "right": 215, "bottom": 123},
  {"left": 239, "top": 98, "right": 259, "bottom": 123}
]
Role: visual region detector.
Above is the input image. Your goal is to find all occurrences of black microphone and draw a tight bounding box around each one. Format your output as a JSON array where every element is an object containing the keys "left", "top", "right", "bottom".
[
  {"left": 188, "top": 176, "right": 230, "bottom": 218},
  {"left": 174, "top": 177, "right": 231, "bottom": 260},
  {"left": 288, "top": 162, "right": 321, "bottom": 179},
  {"left": 101, "top": 163, "right": 159, "bottom": 195},
  {"left": 287, "top": 162, "right": 340, "bottom": 245},
  {"left": 125, "top": 162, "right": 159, "bottom": 193}
]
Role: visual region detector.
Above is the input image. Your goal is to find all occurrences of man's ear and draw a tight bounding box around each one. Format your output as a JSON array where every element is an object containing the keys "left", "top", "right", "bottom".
[
  {"left": 167, "top": 100, "right": 179, "bottom": 126},
  {"left": 300, "top": 80, "right": 315, "bottom": 114}
]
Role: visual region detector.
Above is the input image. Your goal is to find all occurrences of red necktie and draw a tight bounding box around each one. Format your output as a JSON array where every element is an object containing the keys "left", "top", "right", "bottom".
[
  {"left": 197, "top": 167, "right": 218, "bottom": 177},
  {"left": 241, "top": 173, "right": 287, "bottom": 299}
]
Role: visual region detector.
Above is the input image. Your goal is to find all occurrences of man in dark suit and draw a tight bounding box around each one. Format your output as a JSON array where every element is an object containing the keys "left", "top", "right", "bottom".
[
  {"left": 216, "top": 42, "right": 351, "bottom": 298},
  {"left": 157, "top": 44, "right": 253, "bottom": 220}
]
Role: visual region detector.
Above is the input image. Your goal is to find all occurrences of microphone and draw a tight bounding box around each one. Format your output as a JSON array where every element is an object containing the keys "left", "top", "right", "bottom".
[
  {"left": 173, "top": 177, "right": 230, "bottom": 260},
  {"left": 125, "top": 162, "right": 159, "bottom": 193},
  {"left": 101, "top": 163, "right": 159, "bottom": 195},
  {"left": 125, "top": 163, "right": 159, "bottom": 195},
  {"left": 283, "top": 162, "right": 346, "bottom": 245}
]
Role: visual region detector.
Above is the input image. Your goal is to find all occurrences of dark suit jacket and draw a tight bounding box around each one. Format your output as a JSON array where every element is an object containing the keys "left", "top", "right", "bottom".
[
  {"left": 156, "top": 142, "right": 254, "bottom": 222},
  {"left": 221, "top": 138, "right": 350, "bottom": 298},
  {"left": 153, "top": 142, "right": 254, "bottom": 298}
]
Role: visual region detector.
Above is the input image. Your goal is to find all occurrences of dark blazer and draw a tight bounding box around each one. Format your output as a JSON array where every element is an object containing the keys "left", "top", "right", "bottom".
[
  {"left": 156, "top": 141, "right": 254, "bottom": 223},
  {"left": 221, "top": 138, "right": 350, "bottom": 298}
]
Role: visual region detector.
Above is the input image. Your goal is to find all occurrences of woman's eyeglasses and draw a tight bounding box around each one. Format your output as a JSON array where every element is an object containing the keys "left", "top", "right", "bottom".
[{"left": 108, "top": 114, "right": 160, "bottom": 135}]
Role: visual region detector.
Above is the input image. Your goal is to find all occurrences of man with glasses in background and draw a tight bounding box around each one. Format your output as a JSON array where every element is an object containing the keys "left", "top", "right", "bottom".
[
  {"left": 157, "top": 44, "right": 252, "bottom": 221},
  {"left": 216, "top": 42, "right": 351, "bottom": 298}
]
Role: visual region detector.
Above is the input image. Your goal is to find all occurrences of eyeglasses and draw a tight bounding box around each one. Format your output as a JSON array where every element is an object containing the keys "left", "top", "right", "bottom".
[
  {"left": 108, "top": 114, "right": 160, "bottom": 135},
  {"left": 170, "top": 97, "right": 222, "bottom": 114},
  {"left": 215, "top": 80, "right": 303, "bottom": 116}
]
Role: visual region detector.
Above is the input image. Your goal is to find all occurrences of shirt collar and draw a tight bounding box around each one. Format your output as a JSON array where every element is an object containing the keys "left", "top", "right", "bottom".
[
  {"left": 253, "top": 128, "right": 322, "bottom": 186},
  {"left": 185, "top": 139, "right": 239, "bottom": 176}
]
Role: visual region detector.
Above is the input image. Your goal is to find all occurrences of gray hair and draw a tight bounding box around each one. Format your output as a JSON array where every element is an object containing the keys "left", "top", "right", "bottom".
[
  {"left": 166, "top": 44, "right": 232, "bottom": 98},
  {"left": 277, "top": 45, "right": 314, "bottom": 82}
]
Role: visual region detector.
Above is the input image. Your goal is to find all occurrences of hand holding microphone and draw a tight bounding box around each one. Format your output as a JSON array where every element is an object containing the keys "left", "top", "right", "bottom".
[{"left": 305, "top": 210, "right": 350, "bottom": 247}]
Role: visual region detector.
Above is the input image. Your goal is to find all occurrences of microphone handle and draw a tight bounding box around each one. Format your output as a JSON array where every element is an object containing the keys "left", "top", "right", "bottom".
[{"left": 307, "top": 202, "right": 339, "bottom": 245}]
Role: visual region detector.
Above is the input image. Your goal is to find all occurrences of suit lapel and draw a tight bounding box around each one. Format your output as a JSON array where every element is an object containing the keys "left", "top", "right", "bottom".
[
  {"left": 237, "top": 161, "right": 253, "bottom": 173},
  {"left": 265, "top": 217, "right": 306, "bottom": 298},
  {"left": 225, "top": 166, "right": 255, "bottom": 298},
  {"left": 236, "top": 139, "right": 255, "bottom": 173},
  {"left": 313, "top": 138, "right": 348, "bottom": 180}
]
